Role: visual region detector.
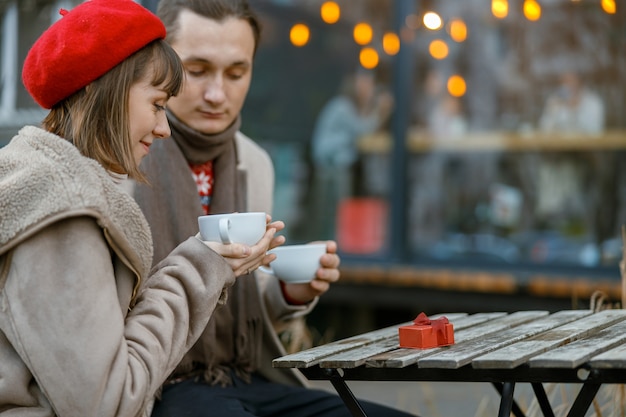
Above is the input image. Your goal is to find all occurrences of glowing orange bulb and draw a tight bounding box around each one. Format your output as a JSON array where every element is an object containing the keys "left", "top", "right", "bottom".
[
  {"left": 492, "top": 0, "right": 508, "bottom": 19},
  {"left": 524, "top": 0, "right": 541, "bottom": 21},
  {"left": 320, "top": 1, "right": 340, "bottom": 24},
  {"left": 449, "top": 19, "right": 467, "bottom": 42},
  {"left": 601, "top": 0, "right": 616, "bottom": 14},
  {"left": 290, "top": 23, "right": 310, "bottom": 47},
  {"left": 429, "top": 39, "right": 449, "bottom": 60},
  {"left": 447, "top": 75, "right": 466, "bottom": 97},
  {"left": 360, "top": 47, "right": 379, "bottom": 69},
  {"left": 354, "top": 22, "right": 373, "bottom": 45},
  {"left": 382, "top": 32, "right": 400, "bottom": 55}
]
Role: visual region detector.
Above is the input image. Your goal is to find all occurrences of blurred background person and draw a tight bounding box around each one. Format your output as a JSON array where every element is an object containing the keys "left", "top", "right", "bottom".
[
  {"left": 415, "top": 69, "right": 468, "bottom": 140},
  {"left": 539, "top": 71, "right": 605, "bottom": 134},
  {"left": 310, "top": 69, "right": 393, "bottom": 240},
  {"left": 428, "top": 94, "right": 468, "bottom": 139},
  {"left": 534, "top": 70, "right": 606, "bottom": 254}
]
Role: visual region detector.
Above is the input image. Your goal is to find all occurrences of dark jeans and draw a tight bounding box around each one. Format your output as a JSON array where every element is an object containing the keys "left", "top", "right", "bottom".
[{"left": 152, "top": 372, "right": 417, "bottom": 417}]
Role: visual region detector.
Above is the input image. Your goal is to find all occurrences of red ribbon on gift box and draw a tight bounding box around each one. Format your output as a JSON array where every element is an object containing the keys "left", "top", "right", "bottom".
[{"left": 413, "top": 312, "right": 449, "bottom": 337}]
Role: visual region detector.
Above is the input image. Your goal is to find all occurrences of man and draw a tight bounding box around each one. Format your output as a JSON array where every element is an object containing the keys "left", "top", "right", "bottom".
[
  {"left": 134, "top": 1, "right": 416, "bottom": 416},
  {"left": 539, "top": 71, "right": 605, "bottom": 134}
]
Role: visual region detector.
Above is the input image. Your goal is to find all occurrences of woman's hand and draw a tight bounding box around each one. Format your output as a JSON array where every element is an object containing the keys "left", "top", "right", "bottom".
[
  {"left": 200, "top": 214, "right": 286, "bottom": 277},
  {"left": 266, "top": 214, "right": 286, "bottom": 251}
]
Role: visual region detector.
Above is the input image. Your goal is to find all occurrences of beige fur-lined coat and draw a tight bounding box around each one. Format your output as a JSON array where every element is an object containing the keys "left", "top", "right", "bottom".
[{"left": 0, "top": 126, "right": 235, "bottom": 416}]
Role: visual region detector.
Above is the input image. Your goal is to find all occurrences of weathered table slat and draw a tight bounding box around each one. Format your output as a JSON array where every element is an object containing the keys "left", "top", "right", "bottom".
[
  {"left": 319, "top": 338, "right": 402, "bottom": 368},
  {"left": 272, "top": 322, "right": 408, "bottom": 368},
  {"left": 588, "top": 342, "right": 626, "bottom": 368},
  {"left": 528, "top": 317, "right": 626, "bottom": 368},
  {"left": 365, "top": 311, "right": 539, "bottom": 368},
  {"left": 272, "top": 313, "right": 466, "bottom": 368},
  {"left": 471, "top": 309, "right": 626, "bottom": 369},
  {"left": 417, "top": 310, "right": 590, "bottom": 369},
  {"left": 332, "top": 311, "right": 548, "bottom": 368},
  {"left": 315, "top": 313, "right": 480, "bottom": 369}
]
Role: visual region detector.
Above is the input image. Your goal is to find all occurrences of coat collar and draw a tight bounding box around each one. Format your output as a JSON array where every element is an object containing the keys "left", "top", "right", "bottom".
[{"left": 0, "top": 126, "right": 153, "bottom": 283}]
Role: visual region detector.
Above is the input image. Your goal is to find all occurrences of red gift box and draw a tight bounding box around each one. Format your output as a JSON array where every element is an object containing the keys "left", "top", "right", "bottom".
[{"left": 398, "top": 312, "right": 455, "bottom": 349}]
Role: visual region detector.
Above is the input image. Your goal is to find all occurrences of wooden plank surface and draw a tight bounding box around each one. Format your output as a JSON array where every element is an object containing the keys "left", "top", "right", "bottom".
[
  {"left": 417, "top": 310, "right": 589, "bottom": 369},
  {"left": 273, "top": 321, "right": 409, "bottom": 368},
  {"left": 366, "top": 311, "right": 538, "bottom": 368},
  {"left": 471, "top": 309, "right": 626, "bottom": 369},
  {"left": 528, "top": 316, "right": 626, "bottom": 368},
  {"left": 272, "top": 313, "right": 466, "bottom": 368},
  {"left": 588, "top": 342, "right": 626, "bottom": 368},
  {"left": 315, "top": 313, "right": 476, "bottom": 369},
  {"left": 317, "top": 311, "right": 547, "bottom": 370},
  {"left": 319, "top": 337, "right": 402, "bottom": 368}
]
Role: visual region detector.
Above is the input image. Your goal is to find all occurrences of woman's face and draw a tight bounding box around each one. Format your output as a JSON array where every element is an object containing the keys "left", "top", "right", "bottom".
[{"left": 128, "top": 76, "right": 171, "bottom": 166}]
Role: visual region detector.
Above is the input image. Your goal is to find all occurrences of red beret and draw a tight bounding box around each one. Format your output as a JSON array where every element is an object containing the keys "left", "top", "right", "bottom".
[{"left": 22, "top": 0, "right": 166, "bottom": 109}]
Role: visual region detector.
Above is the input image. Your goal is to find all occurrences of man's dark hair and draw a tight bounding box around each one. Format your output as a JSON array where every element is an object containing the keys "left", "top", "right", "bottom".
[{"left": 157, "top": 0, "right": 262, "bottom": 55}]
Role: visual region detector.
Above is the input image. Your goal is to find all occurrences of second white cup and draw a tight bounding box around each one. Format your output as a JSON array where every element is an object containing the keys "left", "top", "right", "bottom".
[
  {"left": 198, "top": 212, "right": 266, "bottom": 245},
  {"left": 260, "top": 243, "right": 327, "bottom": 283}
]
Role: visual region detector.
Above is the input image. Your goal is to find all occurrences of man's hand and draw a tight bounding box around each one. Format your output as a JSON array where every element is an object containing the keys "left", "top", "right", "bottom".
[{"left": 280, "top": 240, "right": 340, "bottom": 304}]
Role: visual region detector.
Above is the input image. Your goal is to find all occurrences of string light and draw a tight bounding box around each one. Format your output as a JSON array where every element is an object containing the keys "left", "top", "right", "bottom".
[
  {"left": 429, "top": 39, "right": 449, "bottom": 60},
  {"left": 320, "top": 1, "right": 340, "bottom": 24},
  {"left": 601, "top": 0, "right": 616, "bottom": 14},
  {"left": 382, "top": 32, "right": 400, "bottom": 55},
  {"left": 449, "top": 19, "right": 467, "bottom": 42},
  {"left": 492, "top": 0, "right": 509, "bottom": 19},
  {"left": 523, "top": 0, "right": 542, "bottom": 21},
  {"left": 353, "top": 22, "right": 373, "bottom": 45},
  {"left": 423, "top": 12, "right": 443, "bottom": 30},
  {"left": 289, "top": 23, "right": 310, "bottom": 47},
  {"left": 448, "top": 75, "right": 467, "bottom": 97},
  {"left": 360, "top": 47, "right": 379, "bottom": 69}
]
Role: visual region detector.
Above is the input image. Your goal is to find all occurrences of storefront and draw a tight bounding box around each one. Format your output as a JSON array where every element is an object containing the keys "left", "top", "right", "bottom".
[{"left": 245, "top": 0, "right": 625, "bottom": 323}]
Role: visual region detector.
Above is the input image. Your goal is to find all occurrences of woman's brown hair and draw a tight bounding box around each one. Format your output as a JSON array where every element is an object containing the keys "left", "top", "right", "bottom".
[{"left": 42, "top": 39, "right": 184, "bottom": 182}]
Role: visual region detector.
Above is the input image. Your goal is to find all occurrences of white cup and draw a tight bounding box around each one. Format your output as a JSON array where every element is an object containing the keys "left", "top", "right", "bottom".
[
  {"left": 260, "top": 243, "right": 327, "bottom": 283},
  {"left": 198, "top": 212, "right": 266, "bottom": 245}
]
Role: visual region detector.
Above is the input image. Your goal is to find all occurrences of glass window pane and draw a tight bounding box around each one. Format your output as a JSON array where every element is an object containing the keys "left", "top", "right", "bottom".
[{"left": 245, "top": 0, "right": 624, "bottom": 276}]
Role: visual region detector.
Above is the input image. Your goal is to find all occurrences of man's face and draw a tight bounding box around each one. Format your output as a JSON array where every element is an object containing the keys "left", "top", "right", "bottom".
[{"left": 167, "top": 9, "right": 255, "bottom": 134}]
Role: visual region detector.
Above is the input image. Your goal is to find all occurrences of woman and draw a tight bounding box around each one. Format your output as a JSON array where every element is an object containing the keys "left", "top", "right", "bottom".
[{"left": 0, "top": 0, "right": 277, "bottom": 415}]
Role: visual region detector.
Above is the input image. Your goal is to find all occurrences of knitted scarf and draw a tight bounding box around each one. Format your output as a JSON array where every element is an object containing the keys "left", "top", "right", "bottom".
[{"left": 134, "top": 111, "right": 263, "bottom": 386}]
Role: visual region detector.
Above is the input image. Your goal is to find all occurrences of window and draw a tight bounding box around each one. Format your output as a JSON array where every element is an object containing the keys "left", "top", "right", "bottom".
[{"left": 244, "top": 0, "right": 624, "bottom": 279}]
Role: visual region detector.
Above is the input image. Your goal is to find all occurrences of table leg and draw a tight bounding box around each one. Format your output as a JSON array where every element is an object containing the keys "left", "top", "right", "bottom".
[
  {"left": 494, "top": 382, "right": 526, "bottom": 417},
  {"left": 326, "top": 369, "right": 368, "bottom": 417},
  {"left": 566, "top": 383, "right": 601, "bottom": 417},
  {"left": 530, "top": 383, "right": 555, "bottom": 417}
]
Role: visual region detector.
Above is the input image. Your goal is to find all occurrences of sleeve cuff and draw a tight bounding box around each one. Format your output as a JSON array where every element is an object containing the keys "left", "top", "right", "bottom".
[{"left": 279, "top": 280, "right": 307, "bottom": 305}]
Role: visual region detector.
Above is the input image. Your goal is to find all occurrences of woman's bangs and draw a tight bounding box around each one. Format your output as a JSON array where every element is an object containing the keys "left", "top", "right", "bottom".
[{"left": 150, "top": 41, "right": 184, "bottom": 97}]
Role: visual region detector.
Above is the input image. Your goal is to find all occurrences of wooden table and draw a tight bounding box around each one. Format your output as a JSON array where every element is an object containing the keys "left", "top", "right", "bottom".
[{"left": 273, "top": 310, "right": 626, "bottom": 417}]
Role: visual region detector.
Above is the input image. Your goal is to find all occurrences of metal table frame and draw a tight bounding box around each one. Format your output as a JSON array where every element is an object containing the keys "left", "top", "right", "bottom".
[{"left": 300, "top": 364, "right": 623, "bottom": 417}]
